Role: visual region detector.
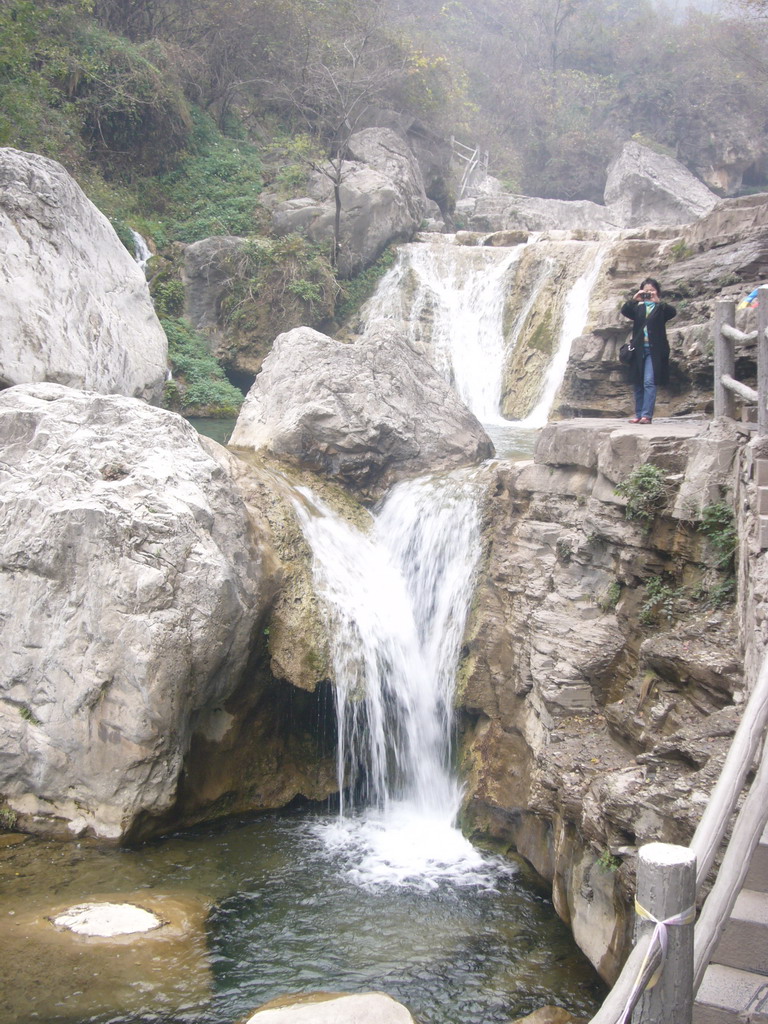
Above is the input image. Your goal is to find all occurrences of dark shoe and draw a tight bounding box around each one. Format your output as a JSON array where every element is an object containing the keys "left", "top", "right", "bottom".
[
  {"left": 628, "top": 417, "right": 641, "bottom": 423},
  {"left": 638, "top": 417, "right": 652, "bottom": 424}
]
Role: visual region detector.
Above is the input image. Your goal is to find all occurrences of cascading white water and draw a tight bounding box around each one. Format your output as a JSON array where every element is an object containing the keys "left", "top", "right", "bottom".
[
  {"left": 364, "top": 236, "right": 606, "bottom": 433},
  {"left": 130, "top": 229, "right": 152, "bottom": 272},
  {"left": 521, "top": 247, "right": 606, "bottom": 429},
  {"left": 364, "top": 241, "right": 525, "bottom": 424},
  {"left": 293, "top": 471, "right": 493, "bottom": 887}
]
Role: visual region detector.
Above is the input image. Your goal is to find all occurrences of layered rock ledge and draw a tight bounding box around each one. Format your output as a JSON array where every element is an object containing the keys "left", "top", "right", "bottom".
[{"left": 458, "top": 415, "right": 761, "bottom": 981}]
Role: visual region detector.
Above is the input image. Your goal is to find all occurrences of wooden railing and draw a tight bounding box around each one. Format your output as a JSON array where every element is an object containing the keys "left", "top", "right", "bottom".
[
  {"left": 585, "top": 653, "right": 768, "bottom": 1024},
  {"left": 713, "top": 284, "right": 768, "bottom": 435}
]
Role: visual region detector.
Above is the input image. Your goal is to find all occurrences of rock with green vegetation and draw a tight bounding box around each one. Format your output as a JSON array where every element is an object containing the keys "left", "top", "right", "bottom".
[
  {"left": 182, "top": 233, "right": 337, "bottom": 378},
  {"left": 271, "top": 128, "right": 427, "bottom": 278},
  {"left": 230, "top": 321, "right": 494, "bottom": 501},
  {"left": 0, "top": 148, "right": 168, "bottom": 399}
]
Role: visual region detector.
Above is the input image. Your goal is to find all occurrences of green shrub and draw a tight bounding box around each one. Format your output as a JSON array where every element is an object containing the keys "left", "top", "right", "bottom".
[
  {"left": 336, "top": 247, "right": 397, "bottom": 324},
  {"left": 153, "top": 279, "right": 186, "bottom": 318},
  {"left": 698, "top": 501, "right": 737, "bottom": 571},
  {"left": 597, "top": 580, "right": 621, "bottom": 612},
  {"left": 640, "top": 575, "right": 677, "bottom": 625},
  {"left": 149, "top": 108, "right": 263, "bottom": 242},
  {"left": 615, "top": 463, "right": 668, "bottom": 524},
  {"left": 70, "top": 27, "right": 192, "bottom": 174},
  {"left": 161, "top": 317, "right": 244, "bottom": 417}
]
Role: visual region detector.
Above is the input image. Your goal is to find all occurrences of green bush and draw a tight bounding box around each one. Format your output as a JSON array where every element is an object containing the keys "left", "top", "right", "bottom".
[
  {"left": 161, "top": 317, "right": 244, "bottom": 417},
  {"left": 698, "top": 501, "right": 737, "bottom": 571},
  {"left": 615, "top": 463, "right": 668, "bottom": 524},
  {"left": 640, "top": 575, "right": 678, "bottom": 625},
  {"left": 149, "top": 108, "right": 263, "bottom": 242}
]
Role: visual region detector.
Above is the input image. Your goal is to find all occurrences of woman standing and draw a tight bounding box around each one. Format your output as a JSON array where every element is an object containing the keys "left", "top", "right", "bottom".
[{"left": 621, "top": 277, "right": 676, "bottom": 423}]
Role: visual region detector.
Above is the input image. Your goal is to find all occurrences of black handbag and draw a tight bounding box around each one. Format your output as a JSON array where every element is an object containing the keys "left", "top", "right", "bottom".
[{"left": 619, "top": 341, "right": 634, "bottom": 364}]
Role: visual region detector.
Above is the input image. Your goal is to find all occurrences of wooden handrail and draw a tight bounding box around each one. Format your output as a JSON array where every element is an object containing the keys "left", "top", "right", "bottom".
[
  {"left": 586, "top": 650, "right": 768, "bottom": 1022},
  {"left": 713, "top": 287, "right": 768, "bottom": 432},
  {"left": 690, "top": 654, "right": 768, "bottom": 886}
]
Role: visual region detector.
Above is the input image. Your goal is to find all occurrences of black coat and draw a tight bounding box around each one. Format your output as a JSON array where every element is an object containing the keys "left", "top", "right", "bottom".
[{"left": 621, "top": 299, "right": 677, "bottom": 386}]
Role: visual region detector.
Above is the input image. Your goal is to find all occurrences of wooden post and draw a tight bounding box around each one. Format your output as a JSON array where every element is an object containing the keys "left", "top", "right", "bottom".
[
  {"left": 759, "top": 286, "right": 768, "bottom": 436},
  {"left": 632, "top": 842, "right": 696, "bottom": 1024},
  {"left": 714, "top": 300, "right": 736, "bottom": 420}
]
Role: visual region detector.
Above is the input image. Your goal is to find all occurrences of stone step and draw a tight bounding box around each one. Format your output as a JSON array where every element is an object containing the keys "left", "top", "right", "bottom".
[
  {"left": 713, "top": 888, "right": 768, "bottom": 975},
  {"left": 745, "top": 823, "right": 768, "bottom": 893},
  {"left": 694, "top": 963, "right": 768, "bottom": 1024}
]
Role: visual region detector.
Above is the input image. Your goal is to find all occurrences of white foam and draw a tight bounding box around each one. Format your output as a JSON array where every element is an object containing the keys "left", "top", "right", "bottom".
[{"left": 310, "top": 804, "right": 515, "bottom": 893}]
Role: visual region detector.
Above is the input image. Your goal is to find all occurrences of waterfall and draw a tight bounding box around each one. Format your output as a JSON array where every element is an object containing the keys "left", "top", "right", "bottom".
[
  {"left": 521, "top": 246, "right": 606, "bottom": 428},
  {"left": 293, "top": 470, "right": 491, "bottom": 888},
  {"left": 130, "top": 229, "right": 152, "bottom": 272},
  {"left": 363, "top": 240, "right": 524, "bottom": 424},
  {"left": 363, "top": 236, "right": 606, "bottom": 431}
]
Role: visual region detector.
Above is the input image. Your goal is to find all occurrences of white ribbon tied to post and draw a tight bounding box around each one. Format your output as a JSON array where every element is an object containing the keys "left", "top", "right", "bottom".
[{"left": 618, "top": 898, "right": 697, "bottom": 1024}]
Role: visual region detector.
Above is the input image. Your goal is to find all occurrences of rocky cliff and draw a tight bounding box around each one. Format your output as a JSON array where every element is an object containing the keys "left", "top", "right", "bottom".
[{"left": 455, "top": 416, "right": 758, "bottom": 981}]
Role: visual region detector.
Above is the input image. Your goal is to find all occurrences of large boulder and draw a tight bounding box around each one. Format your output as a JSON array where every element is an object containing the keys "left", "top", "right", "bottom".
[
  {"left": 229, "top": 322, "right": 494, "bottom": 499},
  {"left": 603, "top": 141, "right": 719, "bottom": 228},
  {"left": 271, "top": 127, "right": 427, "bottom": 276},
  {"left": 0, "top": 383, "right": 266, "bottom": 840},
  {"left": 462, "top": 194, "right": 621, "bottom": 234},
  {"left": 0, "top": 148, "right": 168, "bottom": 399},
  {"left": 461, "top": 142, "right": 719, "bottom": 233}
]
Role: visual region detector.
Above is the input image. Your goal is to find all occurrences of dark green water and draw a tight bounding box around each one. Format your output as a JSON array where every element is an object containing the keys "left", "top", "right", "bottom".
[
  {"left": 0, "top": 812, "right": 605, "bottom": 1024},
  {"left": 186, "top": 417, "right": 237, "bottom": 446}
]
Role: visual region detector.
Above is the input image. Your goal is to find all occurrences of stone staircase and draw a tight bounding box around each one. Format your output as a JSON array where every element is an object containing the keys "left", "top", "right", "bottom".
[{"left": 694, "top": 824, "right": 768, "bottom": 1022}]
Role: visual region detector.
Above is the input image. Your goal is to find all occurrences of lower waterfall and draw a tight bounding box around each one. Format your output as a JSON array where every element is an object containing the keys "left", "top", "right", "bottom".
[{"left": 293, "top": 470, "right": 492, "bottom": 889}]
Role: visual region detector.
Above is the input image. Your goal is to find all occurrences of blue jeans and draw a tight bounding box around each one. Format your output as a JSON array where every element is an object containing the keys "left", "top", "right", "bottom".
[{"left": 634, "top": 345, "right": 656, "bottom": 419}]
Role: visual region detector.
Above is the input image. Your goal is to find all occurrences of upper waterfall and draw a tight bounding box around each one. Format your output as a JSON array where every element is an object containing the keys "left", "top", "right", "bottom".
[
  {"left": 363, "top": 240, "right": 524, "bottom": 424},
  {"left": 361, "top": 234, "right": 606, "bottom": 429}
]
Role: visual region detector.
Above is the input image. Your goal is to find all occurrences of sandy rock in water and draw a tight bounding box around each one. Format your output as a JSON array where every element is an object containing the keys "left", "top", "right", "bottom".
[
  {"left": 0, "top": 148, "right": 168, "bottom": 399},
  {"left": 0, "top": 383, "right": 265, "bottom": 840},
  {"left": 241, "top": 992, "right": 417, "bottom": 1024},
  {"left": 230, "top": 321, "right": 494, "bottom": 500}
]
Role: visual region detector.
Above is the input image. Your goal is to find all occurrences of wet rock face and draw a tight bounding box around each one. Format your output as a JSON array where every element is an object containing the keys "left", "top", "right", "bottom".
[
  {"left": 230, "top": 322, "right": 494, "bottom": 501},
  {"left": 0, "top": 383, "right": 337, "bottom": 840},
  {"left": 0, "top": 148, "right": 168, "bottom": 400},
  {"left": 458, "top": 417, "right": 746, "bottom": 981}
]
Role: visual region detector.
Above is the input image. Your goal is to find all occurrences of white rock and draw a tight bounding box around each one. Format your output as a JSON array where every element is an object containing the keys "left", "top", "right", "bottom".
[
  {"left": 0, "top": 148, "right": 168, "bottom": 399},
  {"left": 52, "top": 902, "right": 163, "bottom": 937},
  {"left": 244, "top": 992, "right": 416, "bottom": 1024},
  {"left": 0, "top": 383, "right": 265, "bottom": 839},
  {"left": 230, "top": 321, "right": 494, "bottom": 498}
]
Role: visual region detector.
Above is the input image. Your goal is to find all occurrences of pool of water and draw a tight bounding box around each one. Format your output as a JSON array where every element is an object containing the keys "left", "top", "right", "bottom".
[
  {"left": 186, "top": 417, "right": 237, "bottom": 447},
  {"left": 0, "top": 811, "right": 605, "bottom": 1024},
  {"left": 481, "top": 421, "right": 539, "bottom": 462}
]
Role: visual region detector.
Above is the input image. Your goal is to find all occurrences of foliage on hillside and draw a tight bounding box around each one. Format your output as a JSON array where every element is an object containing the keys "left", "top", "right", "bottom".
[{"left": 3, "top": 0, "right": 768, "bottom": 412}]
